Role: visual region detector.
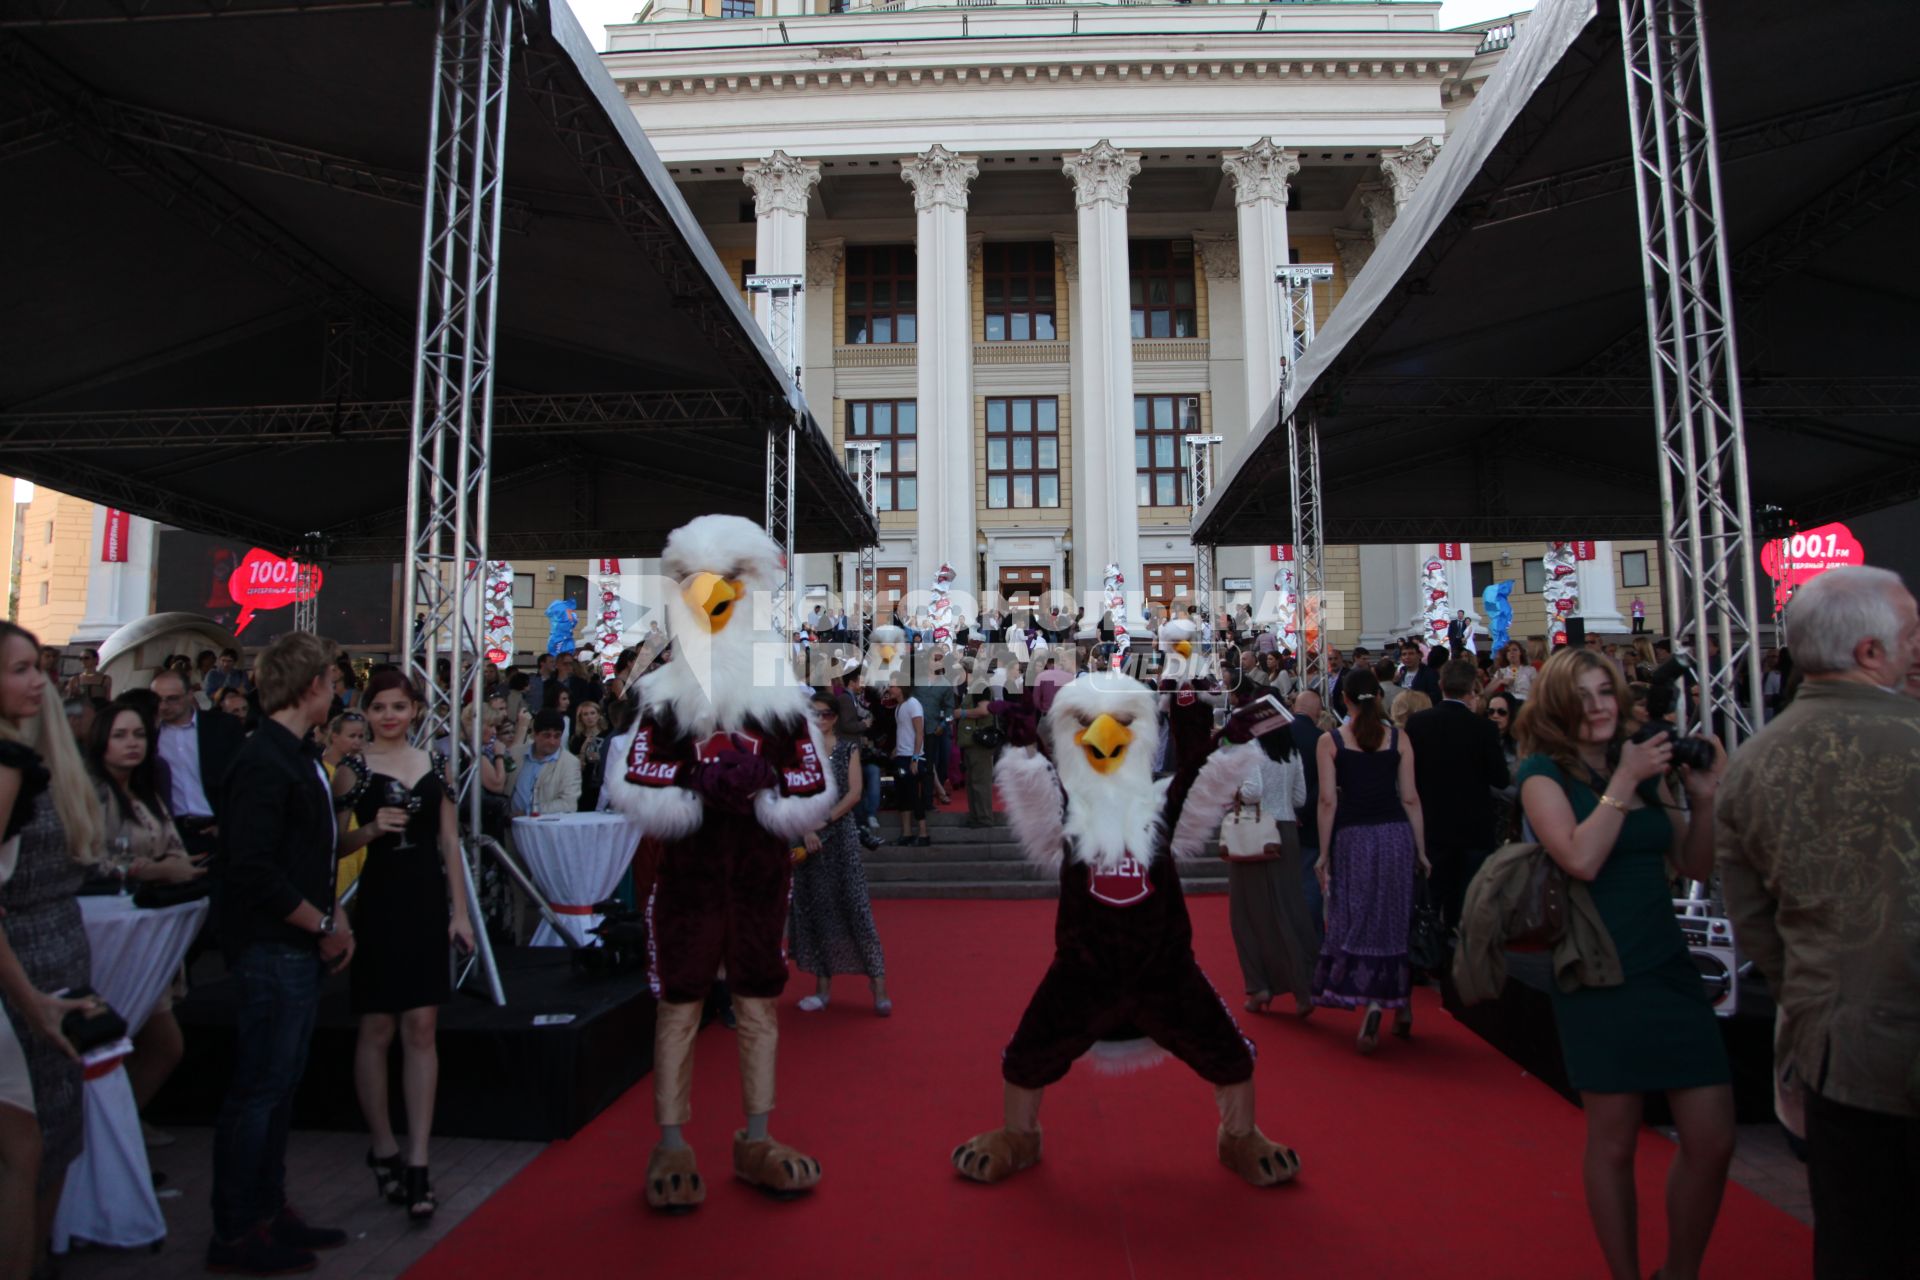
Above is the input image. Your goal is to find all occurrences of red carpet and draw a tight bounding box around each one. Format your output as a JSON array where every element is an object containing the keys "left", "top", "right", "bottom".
[{"left": 409, "top": 898, "right": 1810, "bottom": 1279}]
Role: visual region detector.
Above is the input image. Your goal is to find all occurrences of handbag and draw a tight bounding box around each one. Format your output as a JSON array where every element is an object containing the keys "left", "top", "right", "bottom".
[
  {"left": 972, "top": 725, "right": 1006, "bottom": 750},
  {"left": 1503, "top": 841, "right": 1569, "bottom": 952},
  {"left": 1219, "top": 796, "right": 1282, "bottom": 861},
  {"left": 59, "top": 987, "right": 130, "bottom": 1056},
  {"left": 133, "top": 877, "right": 214, "bottom": 910},
  {"left": 1408, "top": 873, "right": 1447, "bottom": 972}
]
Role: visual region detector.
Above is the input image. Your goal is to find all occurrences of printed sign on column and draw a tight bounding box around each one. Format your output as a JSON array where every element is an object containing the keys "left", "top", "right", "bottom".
[{"left": 100, "top": 509, "right": 131, "bottom": 563}]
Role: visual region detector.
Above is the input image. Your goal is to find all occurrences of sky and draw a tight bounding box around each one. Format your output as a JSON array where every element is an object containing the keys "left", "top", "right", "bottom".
[{"left": 560, "top": 0, "right": 1529, "bottom": 50}]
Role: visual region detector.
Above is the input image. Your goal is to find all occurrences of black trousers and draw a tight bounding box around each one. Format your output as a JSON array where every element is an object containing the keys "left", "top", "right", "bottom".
[{"left": 1805, "top": 1087, "right": 1920, "bottom": 1280}]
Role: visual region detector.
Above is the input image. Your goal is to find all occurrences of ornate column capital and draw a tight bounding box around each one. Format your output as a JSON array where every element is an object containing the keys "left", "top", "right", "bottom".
[
  {"left": 1357, "top": 182, "right": 1397, "bottom": 240},
  {"left": 1379, "top": 136, "right": 1441, "bottom": 212},
  {"left": 966, "top": 231, "right": 985, "bottom": 271},
  {"left": 900, "top": 143, "right": 980, "bottom": 213},
  {"left": 741, "top": 150, "right": 821, "bottom": 218},
  {"left": 1220, "top": 138, "right": 1300, "bottom": 208},
  {"left": 1332, "top": 227, "right": 1373, "bottom": 280},
  {"left": 1192, "top": 232, "right": 1240, "bottom": 281},
  {"left": 806, "top": 237, "right": 845, "bottom": 287},
  {"left": 1062, "top": 140, "right": 1141, "bottom": 210},
  {"left": 1051, "top": 232, "right": 1079, "bottom": 283}
]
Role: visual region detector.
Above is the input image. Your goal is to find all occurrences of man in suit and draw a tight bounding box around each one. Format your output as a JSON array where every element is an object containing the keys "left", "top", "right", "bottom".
[
  {"left": 152, "top": 667, "right": 247, "bottom": 858},
  {"left": 1404, "top": 658, "right": 1511, "bottom": 937},
  {"left": 1288, "top": 687, "right": 1328, "bottom": 942},
  {"left": 510, "top": 710, "right": 583, "bottom": 816}
]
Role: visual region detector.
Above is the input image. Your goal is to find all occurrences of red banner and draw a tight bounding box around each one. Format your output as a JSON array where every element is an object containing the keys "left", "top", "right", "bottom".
[
  {"left": 100, "top": 509, "right": 131, "bottom": 563},
  {"left": 596, "top": 558, "right": 621, "bottom": 575},
  {"left": 1436, "top": 542, "right": 1462, "bottom": 561},
  {"left": 1270, "top": 544, "right": 1294, "bottom": 562},
  {"left": 1571, "top": 540, "right": 1597, "bottom": 561},
  {"left": 226, "top": 548, "right": 324, "bottom": 634}
]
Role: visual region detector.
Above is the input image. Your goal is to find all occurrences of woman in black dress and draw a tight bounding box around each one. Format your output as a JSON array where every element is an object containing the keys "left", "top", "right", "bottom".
[{"left": 334, "top": 669, "right": 474, "bottom": 1222}]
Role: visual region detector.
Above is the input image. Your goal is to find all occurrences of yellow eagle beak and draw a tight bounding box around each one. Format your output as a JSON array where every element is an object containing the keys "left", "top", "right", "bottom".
[
  {"left": 682, "top": 572, "right": 744, "bottom": 633},
  {"left": 1174, "top": 640, "right": 1193, "bottom": 659},
  {"left": 878, "top": 643, "right": 897, "bottom": 663},
  {"left": 1074, "top": 713, "right": 1133, "bottom": 775}
]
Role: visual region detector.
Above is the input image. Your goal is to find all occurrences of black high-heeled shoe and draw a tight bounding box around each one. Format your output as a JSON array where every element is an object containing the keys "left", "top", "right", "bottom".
[
  {"left": 366, "top": 1150, "right": 404, "bottom": 1203},
  {"left": 401, "top": 1165, "right": 437, "bottom": 1222}
]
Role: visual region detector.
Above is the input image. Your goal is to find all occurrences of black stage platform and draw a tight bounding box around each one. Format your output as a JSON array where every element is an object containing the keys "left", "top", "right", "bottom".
[
  {"left": 1444, "top": 953, "right": 1778, "bottom": 1124},
  {"left": 153, "top": 949, "right": 656, "bottom": 1143}
]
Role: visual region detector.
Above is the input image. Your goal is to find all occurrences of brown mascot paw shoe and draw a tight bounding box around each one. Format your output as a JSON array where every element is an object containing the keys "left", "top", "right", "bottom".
[
  {"left": 951, "top": 1129, "right": 1043, "bottom": 1185},
  {"left": 732, "top": 1132, "right": 822, "bottom": 1199},
  {"left": 645, "top": 1145, "right": 706, "bottom": 1213},
  {"left": 1217, "top": 1127, "right": 1301, "bottom": 1188}
]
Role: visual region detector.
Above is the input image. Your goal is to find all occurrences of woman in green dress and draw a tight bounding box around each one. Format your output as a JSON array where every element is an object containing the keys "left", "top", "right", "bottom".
[{"left": 1516, "top": 647, "right": 1733, "bottom": 1280}]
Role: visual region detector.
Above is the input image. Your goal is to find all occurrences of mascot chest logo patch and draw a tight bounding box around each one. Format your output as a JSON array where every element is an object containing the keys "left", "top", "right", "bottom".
[{"left": 1089, "top": 853, "right": 1154, "bottom": 908}]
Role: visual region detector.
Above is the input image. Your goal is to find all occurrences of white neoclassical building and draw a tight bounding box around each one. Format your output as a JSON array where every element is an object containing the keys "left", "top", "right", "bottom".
[{"left": 596, "top": 3, "right": 1660, "bottom": 646}]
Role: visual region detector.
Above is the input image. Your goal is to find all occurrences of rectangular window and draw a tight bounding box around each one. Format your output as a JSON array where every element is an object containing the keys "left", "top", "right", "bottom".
[
  {"left": 981, "top": 243, "right": 1057, "bottom": 342},
  {"left": 45, "top": 521, "right": 54, "bottom": 545},
  {"left": 984, "top": 397, "right": 1061, "bottom": 509},
  {"left": 38, "top": 581, "right": 49, "bottom": 606},
  {"left": 1134, "top": 395, "right": 1199, "bottom": 507},
  {"left": 1470, "top": 559, "right": 1495, "bottom": 600},
  {"left": 1128, "top": 239, "right": 1198, "bottom": 339},
  {"left": 738, "top": 258, "right": 757, "bottom": 291},
  {"left": 1620, "top": 549, "right": 1650, "bottom": 588},
  {"left": 844, "top": 245, "right": 917, "bottom": 345},
  {"left": 847, "top": 400, "right": 918, "bottom": 511},
  {"left": 720, "top": 0, "right": 754, "bottom": 17},
  {"left": 511, "top": 573, "right": 535, "bottom": 608},
  {"left": 1523, "top": 558, "right": 1546, "bottom": 594},
  {"left": 563, "top": 575, "right": 590, "bottom": 613}
]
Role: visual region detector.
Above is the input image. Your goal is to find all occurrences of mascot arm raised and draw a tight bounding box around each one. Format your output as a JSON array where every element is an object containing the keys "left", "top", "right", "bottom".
[
  {"left": 602, "top": 725, "right": 706, "bottom": 841},
  {"left": 994, "top": 749, "right": 1066, "bottom": 874},
  {"left": 751, "top": 716, "right": 839, "bottom": 842},
  {"left": 1169, "top": 741, "right": 1267, "bottom": 860}
]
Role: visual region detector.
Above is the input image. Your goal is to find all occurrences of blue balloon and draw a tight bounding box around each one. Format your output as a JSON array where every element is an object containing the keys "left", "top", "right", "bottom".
[
  {"left": 1482, "top": 581, "right": 1515, "bottom": 655},
  {"left": 545, "top": 599, "right": 579, "bottom": 656}
]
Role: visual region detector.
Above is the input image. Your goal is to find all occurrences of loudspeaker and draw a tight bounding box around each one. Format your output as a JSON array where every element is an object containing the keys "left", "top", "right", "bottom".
[{"left": 1565, "top": 617, "right": 1588, "bottom": 647}]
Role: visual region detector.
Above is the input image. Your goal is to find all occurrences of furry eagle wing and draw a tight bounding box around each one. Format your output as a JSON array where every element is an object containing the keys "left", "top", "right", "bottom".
[
  {"left": 1169, "top": 741, "right": 1267, "bottom": 860},
  {"left": 993, "top": 749, "right": 1066, "bottom": 874}
]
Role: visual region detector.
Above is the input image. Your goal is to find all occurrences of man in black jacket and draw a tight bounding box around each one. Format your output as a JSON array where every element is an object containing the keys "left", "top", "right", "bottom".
[
  {"left": 1288, "top": 687, "right": 1328, "bottom": 941},
  {"left": 151, "top": 668, "right": 246, "bottom": 858},
  {"left": 1404, "top": 658, "right": 1510, "bottom": 936},
  {"left": 208, "top": 631, "right": 363, "bottom": 1275}
]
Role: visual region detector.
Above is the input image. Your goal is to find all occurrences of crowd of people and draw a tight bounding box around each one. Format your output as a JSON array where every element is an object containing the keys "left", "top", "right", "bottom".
[{"left": 0, "top": 562, "right": 1912, "bottom": 1277}]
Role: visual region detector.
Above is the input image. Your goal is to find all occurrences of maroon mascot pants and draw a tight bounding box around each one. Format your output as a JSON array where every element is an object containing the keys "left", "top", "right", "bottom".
[{"left": 647, "top": 808, "right": 792, "bottom": 1004}]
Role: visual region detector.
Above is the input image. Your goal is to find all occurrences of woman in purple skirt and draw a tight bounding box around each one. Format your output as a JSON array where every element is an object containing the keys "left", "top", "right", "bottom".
[{"left": 1311, "top": 668, "right": 1430, "bottom": 1053}]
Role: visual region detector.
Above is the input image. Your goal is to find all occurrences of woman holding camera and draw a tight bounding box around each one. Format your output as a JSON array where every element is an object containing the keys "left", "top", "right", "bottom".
[{"left": 1516, "top": 648, "right": 1732, "bottom": 1280}]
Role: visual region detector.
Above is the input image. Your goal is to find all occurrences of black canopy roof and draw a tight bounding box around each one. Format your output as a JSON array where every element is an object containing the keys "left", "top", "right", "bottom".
[
  {"left": 0, "top": 0, "right": 873, "bottom": 560},
  {"left": 1195, "top": 0, "right": 1920, "bottom": 547}
]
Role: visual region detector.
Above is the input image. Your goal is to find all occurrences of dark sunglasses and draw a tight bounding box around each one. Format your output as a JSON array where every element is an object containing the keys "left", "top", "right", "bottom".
[{"left": 1488, "top": 707, "right": 1510, "bottom": 716}]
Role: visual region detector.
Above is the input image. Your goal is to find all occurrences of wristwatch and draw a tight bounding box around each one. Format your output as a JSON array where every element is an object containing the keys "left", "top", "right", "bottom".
[{"left": 318, "top": 913, "right": 337, "bottom": 938}]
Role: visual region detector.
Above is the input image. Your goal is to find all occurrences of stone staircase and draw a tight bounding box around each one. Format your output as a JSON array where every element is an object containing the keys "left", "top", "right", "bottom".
[{"left": 860, "top": 811, "right": 1229, "bottom": 900}]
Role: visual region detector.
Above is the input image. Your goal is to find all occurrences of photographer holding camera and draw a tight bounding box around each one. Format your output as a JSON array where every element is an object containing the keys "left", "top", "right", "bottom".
[
  {"left": 1716, "top": 565, "right": 1920, "bottom": 1279},
  {"left": 1515, "top": 646, "right": 1732, "bottom": 1280}
]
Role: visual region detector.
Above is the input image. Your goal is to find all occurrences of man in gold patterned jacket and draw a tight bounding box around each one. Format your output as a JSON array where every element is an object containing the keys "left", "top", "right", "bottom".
[{"left": 1715, "top": 565, "right": 1920, "bottom": 1280}]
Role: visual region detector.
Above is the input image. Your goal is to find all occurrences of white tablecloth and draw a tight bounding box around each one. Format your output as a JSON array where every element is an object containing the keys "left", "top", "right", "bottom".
[
  {"left": 54, "top": 895, "right": 209, "bottom": 1253},
  {"left": 512, "top": 814, "right": 637, "bottom": 947}
]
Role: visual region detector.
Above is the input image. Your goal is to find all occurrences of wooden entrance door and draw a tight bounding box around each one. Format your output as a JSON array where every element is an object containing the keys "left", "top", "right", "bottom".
[
  {"left": 998, "top": 565, "right": 1051, "bottom": 611},
  {"left": 861, "top": 567, "right": 909, "bottom": 623},
  {"left": 1142, "top": 562, "right": 1194, "bottom": 612}
]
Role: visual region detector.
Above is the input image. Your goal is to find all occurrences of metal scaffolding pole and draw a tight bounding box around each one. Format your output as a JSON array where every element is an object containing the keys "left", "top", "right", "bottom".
[
  {"left": 1275, "top": 264, "right": 1335, "bottom": 391},
  {"left": 1619, "top": 0, "right": 1765, "bottom": 744},
  {"left": 292, "top": 537, "right": 323, "bottom": 633},
  {"left": 403, "top": 0, "right": 515, "bottom": 1006},
  {"left": 846, "top": 443, "right": 882, "bottom": 640},
  {"left": 1184, "top": 433, "right": 1224, "bottom": 650},
  {"left": 748, "top": 273, "right": 803, "bottom": 640},
  {"left": 745, "top": 273, "right": 805, "bottom": 391},
  {"left": 1288, "top": 412, "right": 1328, "bottom": 698}
]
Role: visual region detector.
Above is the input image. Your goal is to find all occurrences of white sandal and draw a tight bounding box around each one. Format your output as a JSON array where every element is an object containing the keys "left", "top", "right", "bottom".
[{"left": 797, "top": 994, "right": 829, "bottom": 1012}]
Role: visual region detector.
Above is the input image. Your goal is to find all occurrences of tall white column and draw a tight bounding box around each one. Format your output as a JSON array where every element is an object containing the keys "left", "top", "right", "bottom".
[
  {"left": 740, "top": 150, "right": 820, "bottom": 362},
  {"left": 1222, "top": 139, "right": 1300, "bottom": 425},
  {"left": 1062, "top": 140, "right": 1141, "bottom": 603},
  {"left": 901, "top": 144, "right": 980, "bottom": 601},
  {"left": 72, "top": 508, "right": 155, "bottom": 645},
  {"left": 1576, "top": 540, "right": 1629, "bottom": 633}
]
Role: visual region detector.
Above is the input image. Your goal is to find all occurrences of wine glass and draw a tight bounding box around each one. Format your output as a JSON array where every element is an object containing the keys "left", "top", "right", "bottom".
[
  {"left": 109, "top": 834, "right": 134, "bottom": 895},
  {"left": 384, "top": 780, "right": 414, "bottom": 851}
]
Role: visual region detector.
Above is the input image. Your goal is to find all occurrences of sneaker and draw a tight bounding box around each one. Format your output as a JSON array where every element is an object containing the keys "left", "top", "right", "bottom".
[
  {"left": 270, "top": 1204, "right": 347, "bottom": 1252},
  {"left": 858, "top": 831, "right": 881, "bottom": 850},
  {"left": 206, "top": 1225, "right": 318, "bottom": 1276},
  {"left": 913, "top": 836, "right": 932, "bottom": 847},
  {"left": 865, "top": 816, "right": 880, "bottom": 831},
  {"left": 890, "top": 834, "right": 918, "bottom": 846}
]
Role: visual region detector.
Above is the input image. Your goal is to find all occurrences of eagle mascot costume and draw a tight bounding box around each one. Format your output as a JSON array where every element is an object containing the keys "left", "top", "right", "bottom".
[
  {"left": 604, "top": 515, "right": 838, "bottom": 1212},
  {"left": 951, "top": 671, "right": 1301, "bottom": 1188}
]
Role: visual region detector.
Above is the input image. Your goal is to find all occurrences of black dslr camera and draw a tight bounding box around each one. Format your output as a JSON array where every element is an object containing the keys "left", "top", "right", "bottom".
[{"left": 1628, "top": 722, "right": 1716, "bottom": 773}]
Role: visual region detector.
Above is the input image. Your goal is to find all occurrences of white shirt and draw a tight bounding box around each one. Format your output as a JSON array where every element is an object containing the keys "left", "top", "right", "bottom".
[
  {"left": 893, "top": 696, "right": 924, "bottom": 759},
  {"left": 157, "top": 713, "right": 215, "bottom": 818}
]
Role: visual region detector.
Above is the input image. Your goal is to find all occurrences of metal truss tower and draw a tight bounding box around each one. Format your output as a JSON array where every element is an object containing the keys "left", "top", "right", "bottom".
[
  {"left": 1184, "top": 433, "right": 1224, "bottom": 649},
  {"left": 1276, "top": 264, "right": 1335, "bottom": 697},
  {"left": 1619, "top": 0, "right": 1765, "bottom": 743},
  {"left": 401, "top": 0, "right": 518, "bottom": 1006},
  {"left": 747, "top": 273, "right": 804, "bottom": 639},
  {"left": 846, "top": 443, "right": 882, "bottom": 640}
]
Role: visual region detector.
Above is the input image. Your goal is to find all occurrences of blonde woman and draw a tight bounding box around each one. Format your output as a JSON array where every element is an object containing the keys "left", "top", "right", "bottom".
[
  {"left": 1389, "top": 690, "right": 1431, "bottom": 731},
  {"left": 322, "top": 711, "right": 371, "bottom": 898},
  {"left": 0, "top": 621, "right": 104, "bottom": 1278}
]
